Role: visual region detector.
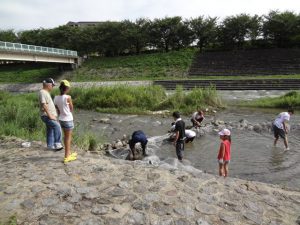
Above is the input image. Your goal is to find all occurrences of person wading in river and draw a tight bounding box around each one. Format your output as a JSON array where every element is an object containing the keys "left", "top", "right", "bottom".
[
  {"left": 128, "top": 130, "right": 148, "bottom": 160},
  {"left": 273, "top": 109, "right": 294, "bottom": 151},
  {"left": 191, "top": 110, "right": 204, "bottom": 127},
  {"left": 172, "top": 111, "right": 185, "bottom": 162},
  {"left": 217, "top": 128, "right": 231, "bottom": 177}
]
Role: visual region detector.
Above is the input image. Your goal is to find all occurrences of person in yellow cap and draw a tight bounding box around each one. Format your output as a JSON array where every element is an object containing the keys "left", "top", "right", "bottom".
[{"left": 54, "top": 80, "right": 77, "bottom": 163}]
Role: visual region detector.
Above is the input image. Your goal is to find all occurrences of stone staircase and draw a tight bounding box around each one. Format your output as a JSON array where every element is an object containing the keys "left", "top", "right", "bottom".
[
  {"left": 189, "top": 49, "right": 300, "bottom": 76},
  {"left": 154, "top": 79, "right": 300, "bottom": 90}
]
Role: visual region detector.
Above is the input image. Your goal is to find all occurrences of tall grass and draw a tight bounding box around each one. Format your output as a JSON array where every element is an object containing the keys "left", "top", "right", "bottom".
[
  {"left": 242, "top": 91, "right": 300, "bottom": 108},
  {"left": 0, "top": 91, "right": 103, "bottom": 148},
  {"left": 71, "top": 85, "right": 224, "bottom": 113},
  {"left": 0, "top": 86, "right": 223, "bottom": 144}
]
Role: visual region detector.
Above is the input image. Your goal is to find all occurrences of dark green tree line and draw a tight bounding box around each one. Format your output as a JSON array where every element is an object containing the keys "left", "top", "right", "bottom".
[{"left": 0, "top": 11, "right": 299, "bottom": 56}]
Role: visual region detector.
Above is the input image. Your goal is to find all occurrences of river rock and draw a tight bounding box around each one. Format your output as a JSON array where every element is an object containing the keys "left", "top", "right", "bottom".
[
  {"left": 99, "top": 118, "right": 110, "bottom": 123},
  {"left": 253, "top": 124, "right": 263, "bottom": 133}
]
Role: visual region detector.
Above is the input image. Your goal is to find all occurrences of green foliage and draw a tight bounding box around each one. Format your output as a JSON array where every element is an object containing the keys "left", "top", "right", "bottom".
[
  {"left": 0, "top": 86, "right": 222, "bottom": 144},
  {"left": 3, "top": 11, "right": 300, "bottom": 56},
  {"left": 263, "top": 11, "right": 300, "bottom": 48},
  {"left": 0, "top": 63, "right": 60, "bottom": 83},
  {"left": 0, "top": 91, "right": 44, "bottom": 140},
  {"left": 71, "top": 85, "right": 224, "bottom": 114},
  {"left": 67, "top": 48, "right": 197, "bottom": 81},
  {"left": 0, "top": 215, "right": 17, "bottom": 225},
  {"left": 242, "top": 91, "right": 300, "bottom": 108}
]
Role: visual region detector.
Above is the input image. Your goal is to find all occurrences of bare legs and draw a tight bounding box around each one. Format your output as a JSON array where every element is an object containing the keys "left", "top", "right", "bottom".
[
  {"left": 63, "top": 129, "right": 72, "bottom": 158},
  {"left": 274, "top": 137, "right": 289, "bottom": 149},
  {"left": 219, "top": 162, "right": 229, "bottom": 177}
]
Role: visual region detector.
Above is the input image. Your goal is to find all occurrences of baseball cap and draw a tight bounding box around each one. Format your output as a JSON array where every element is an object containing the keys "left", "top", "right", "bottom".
[
  {"left": 43, "top": 78, "right": 55, "bottom": 86},
  {"left": 60, "top": 80, "right": 70, "bottom": 87},
  {"left": 218, "top": 128, "right": 231, "bottom": 136}
]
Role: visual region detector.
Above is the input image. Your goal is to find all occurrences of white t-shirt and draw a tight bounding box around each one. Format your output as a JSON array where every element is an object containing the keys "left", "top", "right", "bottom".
[
  {"left": 192, "top": 112, "right": 204, "bottom": 121},
  {"left": 54, "top": 95, "right": 73, "bottom": 121},
  {"left": 274, "top": 112, "right": 290, "bottom": 129},
  {"left": 185, "top": 130, "right": 196, "bottom": 138}
]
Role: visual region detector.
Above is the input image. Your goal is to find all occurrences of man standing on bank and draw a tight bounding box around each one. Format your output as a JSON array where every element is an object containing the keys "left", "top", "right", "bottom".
[
  {"left": 38, "top": 78, "right": 63, "bottom": 150},
  {"left": 172, "top": 111, "right": 185, "bottom": 161},
  {"left": 273, "top": 109, "right": 294, "bottom": 151}
]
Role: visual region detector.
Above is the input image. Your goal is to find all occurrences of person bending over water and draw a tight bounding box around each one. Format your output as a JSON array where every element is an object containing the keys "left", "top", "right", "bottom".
[
  {"left": 273, "top": 109, "right": 294, "bottom": 151},
  {"left": 129, "top": 130, "right": 148, "bottom": 159},
  {"left": 191, "top": 110, "right": 204, "bottom": 127},
  {"left": 217, "top": 128, "right": 231, "bottom": 177},
  {"left": 171, "top": 123, "right": 196, "bottom": 143}
]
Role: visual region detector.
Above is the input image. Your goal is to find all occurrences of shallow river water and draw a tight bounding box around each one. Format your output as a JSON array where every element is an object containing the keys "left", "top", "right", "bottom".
[{"left": 74, "top": 90, "right": 300, "bottom": 189}]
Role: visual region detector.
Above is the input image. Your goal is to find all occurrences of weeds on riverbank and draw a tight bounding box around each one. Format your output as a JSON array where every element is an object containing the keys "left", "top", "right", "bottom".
[
  {"left": 0, "top": 91, "right": 102, "bottom": 148},
  {"left": 66, "top": 48, "right": 197, "bottom": 81},
  {"left": 71, "top": 85, "right": 224, "bottom": 114},
  {"left": 242, "top": 91, "right": 300, "bottom": 109},
  {"left": 0, "top": 86, "right": 223, "bottom": 144}
]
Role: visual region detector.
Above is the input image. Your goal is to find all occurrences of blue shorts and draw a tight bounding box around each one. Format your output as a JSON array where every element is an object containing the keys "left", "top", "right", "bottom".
[{"left": 59, "top": 120, "right": 74, "bottom": 130}]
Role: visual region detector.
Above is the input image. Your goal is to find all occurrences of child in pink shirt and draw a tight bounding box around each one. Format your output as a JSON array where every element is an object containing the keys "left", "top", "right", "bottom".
[{"left": 217, "top": 128, "right": 231, "bottom": 177}]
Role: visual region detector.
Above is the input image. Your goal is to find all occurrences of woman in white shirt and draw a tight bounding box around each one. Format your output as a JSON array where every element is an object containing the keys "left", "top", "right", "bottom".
[{"left": 54, "top": 80, "right": 77, "bottom": 163}]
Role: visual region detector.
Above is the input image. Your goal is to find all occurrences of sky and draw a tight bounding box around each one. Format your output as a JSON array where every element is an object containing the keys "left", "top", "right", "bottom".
[{"left": 0, "top": 0, "right": 299, "bottom": 30}]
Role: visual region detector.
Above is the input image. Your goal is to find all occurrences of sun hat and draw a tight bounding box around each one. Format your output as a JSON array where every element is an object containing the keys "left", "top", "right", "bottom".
[
  {"left": 60, "top": 80, "right": 70, "bottom": 87},
  {"left": 43, "top": 78, "right": 55, "bottom": 86},
  {"left": 218, "top": 128, "right": 231, "bottom": 136}
]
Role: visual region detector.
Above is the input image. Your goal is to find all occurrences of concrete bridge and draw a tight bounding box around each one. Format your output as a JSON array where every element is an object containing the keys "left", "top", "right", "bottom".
[{"left": 0, "top": 41, "right": 78, "bottom": 66}]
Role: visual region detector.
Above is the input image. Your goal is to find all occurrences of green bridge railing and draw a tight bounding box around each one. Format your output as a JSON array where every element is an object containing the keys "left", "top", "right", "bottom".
[{"left": 0, "top": 41, "right": 77, "bottom": 57}]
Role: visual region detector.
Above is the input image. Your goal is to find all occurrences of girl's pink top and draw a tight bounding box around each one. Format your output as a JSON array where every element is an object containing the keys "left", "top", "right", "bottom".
[{"left": 218, "top": 139, "right": 231, "bottom": 161}]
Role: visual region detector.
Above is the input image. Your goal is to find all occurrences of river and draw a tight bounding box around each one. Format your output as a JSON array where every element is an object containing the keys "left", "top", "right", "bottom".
[{"left": 74, "top": 89, "right": 300, "bottom": 189}]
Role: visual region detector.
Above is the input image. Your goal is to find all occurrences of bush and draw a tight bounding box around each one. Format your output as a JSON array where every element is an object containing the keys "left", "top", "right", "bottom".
[
  {"left": 71, "top": 85, "right": 224, "bottom": 114},
  {"left": 242, "top": 91, "right": 300, "bottom": 108}
]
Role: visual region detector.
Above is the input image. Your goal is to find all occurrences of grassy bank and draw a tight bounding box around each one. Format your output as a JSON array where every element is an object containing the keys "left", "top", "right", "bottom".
[
  {"left": 0, "top": 63, "right": 60, "bottom": 83},
  {"left": 0, "top": 86, "right": 223, "bottom": 144},
  {"left": 241, "top": 91, "right": 300, "bottom": 109},
  {"left": 71, "top": 85, "right": 224, "bottom": 114},
  {"left": 0, "top": 91, "right": 100, "bottom": 150},
  {"left": 65, "top": 48, "right": 197, "bottom": 81}
]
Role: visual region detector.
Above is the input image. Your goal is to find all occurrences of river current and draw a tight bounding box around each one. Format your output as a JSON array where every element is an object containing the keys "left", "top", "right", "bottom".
[{"left": 74, "top": 90, "right": 300, "bottom": 189}]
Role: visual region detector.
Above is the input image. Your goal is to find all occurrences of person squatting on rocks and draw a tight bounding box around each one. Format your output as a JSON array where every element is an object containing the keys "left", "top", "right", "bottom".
[
  {"left": 172, "top": 111, "right": 186, "bottom": 161},
  {"left": 191, "top": 110, "right": 204, "bottom": 127},
  {"left": 38, "top": 78, "right": 63, "bottom": 151},
  {"left": 171, "top": 123, "right": 196, "bottom": 143},
  {"left": 272, "top": 109, "right": 294, "bottom": 151},
  {"left": 128, "top": 130, "right": 148, "bottom": 160},
  {"left": 54, "top": 80, "right": 77, "bottom": 164},
  {"left": 217, "top": 128, "right": 231, "bottom": 177}
]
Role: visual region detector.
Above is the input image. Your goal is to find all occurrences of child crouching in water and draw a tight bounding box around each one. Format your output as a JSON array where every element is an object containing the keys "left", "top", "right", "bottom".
[
  {"left": 54, "top": 80, "right": 77, "bottom": 163},
  {"left": 217, "top": 128, "right": 231, "bottom": 177}
]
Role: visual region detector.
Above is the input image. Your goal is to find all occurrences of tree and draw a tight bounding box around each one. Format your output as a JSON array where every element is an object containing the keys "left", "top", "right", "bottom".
[
  {"left": 217, "top": 14, "right": 261, "bottom": 49},
  {"left": 0, "top": 29, "right": 17, "bottom": 42},
  {"left": 189, "top": 16, "right": 218, "bottom": 51},
  {"left": 263, "top": 11, "right": 300, "bottom": 47},
  {"left": 148, "top": 16, "right": 188, "bottom": 52}
]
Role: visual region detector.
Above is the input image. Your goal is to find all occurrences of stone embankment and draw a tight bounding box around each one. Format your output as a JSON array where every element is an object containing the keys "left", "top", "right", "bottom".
[{"left": 0, "top": 136, "right": 300, "bottom": 225}]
